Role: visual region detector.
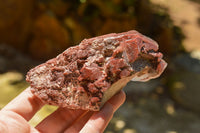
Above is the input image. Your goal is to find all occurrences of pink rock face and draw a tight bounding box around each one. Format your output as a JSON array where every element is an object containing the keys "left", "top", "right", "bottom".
[{"left": 26, "top": 30, "right": 167, "bottom": 111}]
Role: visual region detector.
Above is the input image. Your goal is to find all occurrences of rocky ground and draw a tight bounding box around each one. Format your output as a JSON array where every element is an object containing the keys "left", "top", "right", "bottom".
[{"left": 0, "top": 0, "right": 200, "bottom": 133}]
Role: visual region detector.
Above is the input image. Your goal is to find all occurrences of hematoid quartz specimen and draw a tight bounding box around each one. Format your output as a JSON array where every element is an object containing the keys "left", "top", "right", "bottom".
[{"left": 26, "top": 30, "right": 167, "bottom": 111}]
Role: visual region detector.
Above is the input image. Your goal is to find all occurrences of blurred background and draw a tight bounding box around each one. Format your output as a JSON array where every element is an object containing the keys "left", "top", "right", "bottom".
[{"left": 0, "top": 0, "right": 200, "bottom": 132}]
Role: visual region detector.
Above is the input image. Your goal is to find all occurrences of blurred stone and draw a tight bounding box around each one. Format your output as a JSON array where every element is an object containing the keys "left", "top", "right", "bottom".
[
  {"left": 0, "top": 57, "right": 6, "bottom": 72},
  {"left": 169, "top": 70, "right": 200, "bottom": 113},
  {"left": 135, "top": 0, "right": 185, "bottom": 56},
  {"left": 64, "top": 17, "right": 91, "bottom": 44},
  {"left": 88, "top": 18, "right": 104, "bottom": 35},
  {"left": 105, "top": 98, "right": 200, "bottom": 133},
  {"left": 125, "top": 79, "right": 160, "bottom": 94},
  {"left": 174, "top": 53, "right": 200, "bottom": 73},
  {"left": 123, "top": 79, "right": 163, "bottom": 103},
  {"left": 0, "top": 0, "right": 34, "bottom": 49},
  {"left": 29, "top": 14, "right": 70, "bottom": 60},
  {"left": 168, "top": 53, "right": 200, "bottom": 112},
  {"left": 98, "top": 17, "right": 137, "bottom": 35},
  {"left": 0, "top": 0, "right": 185, "bottom": 60},
  {"left": 151, "top": 0, "right": 200, "bottom": 52},
  {"left": 123, "top": 129, "right": 137, "bottom": 133},
  {"left": 48, "top": 0, "right": 69, "bottom": 18},
  {"left": 154, "top": 26, "right": 174, "bottom": 55},
  {"left": 191, "top": 50, "right": 200, "bottom": 60},
  {"left": 89, "top": 0, "right": 117, "bottom": 17},
  {"left": 0, "top": 44, "right": 39, "bottom": 73},
  {"left": 115, "top": 120, "right": 126, "bottom": 130},
  {"left": 77, "top": 0, "right": 137, "bottom": 37},
  {"left": 135, "top": 0, "right": 154, "bottom": 35}
]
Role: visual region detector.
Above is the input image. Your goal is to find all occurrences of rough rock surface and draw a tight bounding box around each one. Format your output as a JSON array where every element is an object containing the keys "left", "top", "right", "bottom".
[{"left": 26, "top": 30, "right": 167, "bottom": 111}]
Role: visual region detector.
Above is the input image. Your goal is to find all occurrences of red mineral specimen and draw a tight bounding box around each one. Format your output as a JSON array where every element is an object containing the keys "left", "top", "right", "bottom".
[{"left": 26, "top": 30, "right": 167, "bottom": 111}]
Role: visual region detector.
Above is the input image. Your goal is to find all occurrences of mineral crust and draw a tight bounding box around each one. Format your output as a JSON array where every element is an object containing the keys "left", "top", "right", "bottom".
[{"left": 26, "top": 30, "right": 167, "bottom": 111}]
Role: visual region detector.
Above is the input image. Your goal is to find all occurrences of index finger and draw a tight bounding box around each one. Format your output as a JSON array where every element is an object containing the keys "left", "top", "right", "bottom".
[
  {"left": 2, "top": 87, "right": 44, "bottom": 121},
  {"left": 80, "top": 91, "right": 126, "bottom": 133}
]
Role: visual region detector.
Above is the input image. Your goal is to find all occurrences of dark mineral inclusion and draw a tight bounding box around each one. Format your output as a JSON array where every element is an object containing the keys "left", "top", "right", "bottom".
[{"left": 26, "top": 30, "right": 167, "bottom": 111}]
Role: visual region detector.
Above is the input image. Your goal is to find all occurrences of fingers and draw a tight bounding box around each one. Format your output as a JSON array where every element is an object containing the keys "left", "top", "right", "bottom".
[
  {"left": 36, "top": 107, "right": 86, "bottom": 133},
  {"left": 79, "top": 91, "right": 126, "bottom": 133},
  {"left": 0, "top": 108, "right": 40, "bottom": 133},
  {"left": 0, "top": 109, "right": 31, "bottom": 133},
  {"left": 2, "top": 87, "right": 44, "bottom": 121},
  {"left": 2, "top": 86, "right": 125, "bottom": 133},
  {"left": 37, "top": 91, "right": 125, "bottom": 133},
  {"left": 107, "top": 90, "right": 126, "bottom": 112},
  {"left": 64, "top": 111, "right": 94, "bottom": 133}
]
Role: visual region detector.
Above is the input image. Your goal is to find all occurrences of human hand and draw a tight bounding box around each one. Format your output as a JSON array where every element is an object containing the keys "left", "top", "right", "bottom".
[{"left": 0, "top": 87, "right": 126, "bottom": 133}]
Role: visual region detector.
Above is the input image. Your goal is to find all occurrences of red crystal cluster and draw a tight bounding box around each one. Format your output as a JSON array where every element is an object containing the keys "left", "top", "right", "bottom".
[{"left": 26, "top": 30, "right": 167, "bottom": 111}]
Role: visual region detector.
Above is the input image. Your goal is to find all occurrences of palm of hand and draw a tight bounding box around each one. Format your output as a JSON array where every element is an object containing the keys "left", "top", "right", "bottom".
[{"left": 0, "top": 88, "right": 125, "bottom": 133}]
